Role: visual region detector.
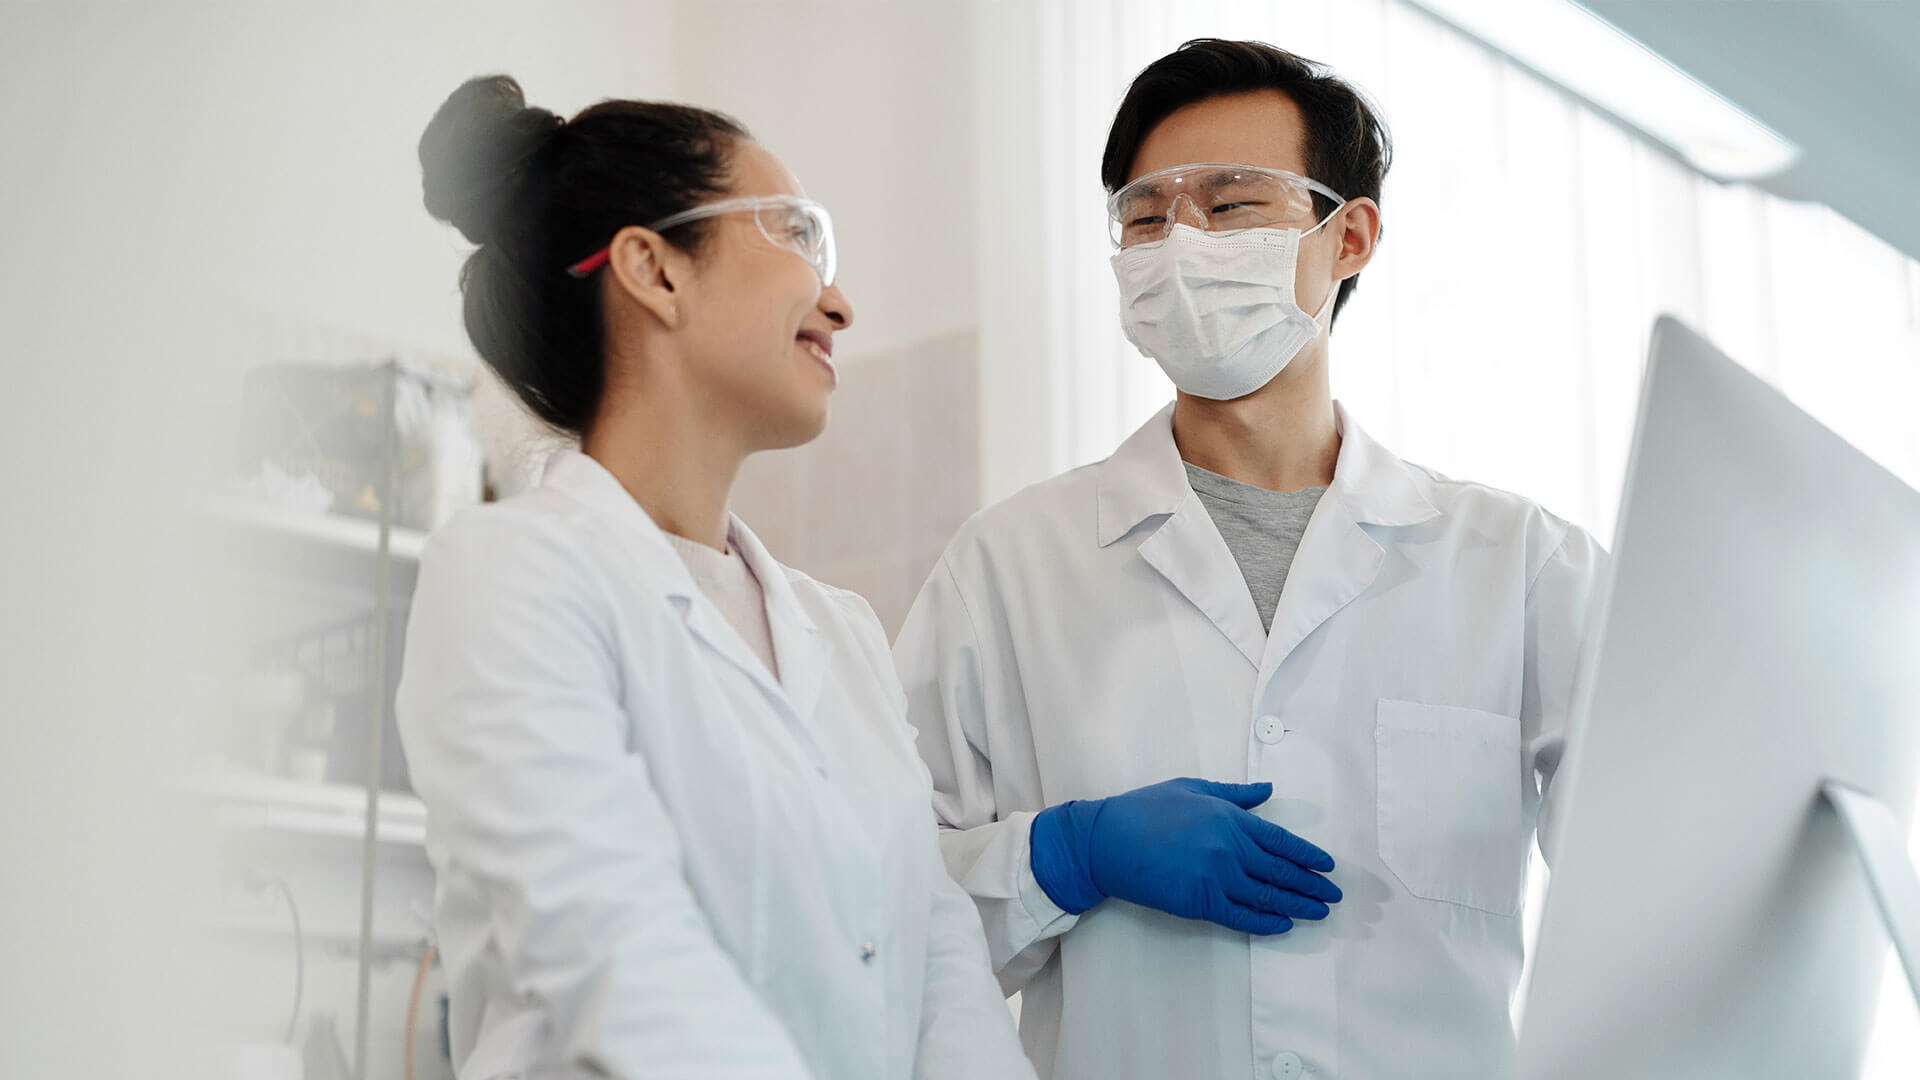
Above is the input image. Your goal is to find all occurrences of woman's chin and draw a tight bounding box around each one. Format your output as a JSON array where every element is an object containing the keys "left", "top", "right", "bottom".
[{"left": 754, "top": 397, "right": 831, "bottom": 451}]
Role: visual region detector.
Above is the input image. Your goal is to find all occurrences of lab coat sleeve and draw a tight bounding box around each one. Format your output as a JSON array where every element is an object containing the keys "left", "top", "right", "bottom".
[
  {"left": 398, "top": 512, "right": 813, "bottom": 1079},
  {"left": 815, "top": 581, "right": 1036, "bottom": 1079},
  {"left": 895, "top": 556, "right": 1079, "bottom": 995},
  {"left": 914, "top": 830, "right": 1043, "bottom": 1080},
  {"left": 1522, "top": 522, "right": 1609, "bottom": 868}
]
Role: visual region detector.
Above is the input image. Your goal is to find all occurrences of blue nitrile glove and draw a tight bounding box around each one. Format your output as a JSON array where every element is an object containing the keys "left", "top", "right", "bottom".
[{"left": 1028, "top": 777, "right": 1341, "bottom": 935}]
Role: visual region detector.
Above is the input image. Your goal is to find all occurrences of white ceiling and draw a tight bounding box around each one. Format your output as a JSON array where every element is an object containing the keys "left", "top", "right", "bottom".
[{"left": 1579, "top": 0, "right": 1920, "bottom": 263}]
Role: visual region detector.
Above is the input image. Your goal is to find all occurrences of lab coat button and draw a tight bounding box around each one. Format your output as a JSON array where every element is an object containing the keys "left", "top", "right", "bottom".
[
  {"left": 1256, "top": 715, "right": 1285, "bottom": 744},
  {"left": 1270, "top": 1051, "right": 1304, "bottom": 1079},
  {"left": 858, "top": 941, "right": 876, "bottom": 963}
]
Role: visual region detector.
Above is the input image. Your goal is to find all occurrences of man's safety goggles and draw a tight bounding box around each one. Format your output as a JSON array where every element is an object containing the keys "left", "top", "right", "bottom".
[
  {"left": 567, "top": 194, "right": 838, "bottom": 286},
  {"left": 1106, "top": 163, "right": 1346, "bottom": 248}
]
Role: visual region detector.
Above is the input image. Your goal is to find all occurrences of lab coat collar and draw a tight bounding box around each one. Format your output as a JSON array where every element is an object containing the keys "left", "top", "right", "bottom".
[
  {"left": 1095, "top": 400, "right": 1439, "bottom": 547},
  {"left": 1325, "top": 403, "right": 1442, "bottom": 529},
  {"left": 538, "top": 451, "right": 833, "bottom": 751},
  {"left": 540, "top": 449, "right": 818, "bottom": 623},
  {"left": 1094, "top": 401, "right": 1441, "bottom": 671},
  {"left": 540, "top": 449, "right": 701, "bottom": 600}
]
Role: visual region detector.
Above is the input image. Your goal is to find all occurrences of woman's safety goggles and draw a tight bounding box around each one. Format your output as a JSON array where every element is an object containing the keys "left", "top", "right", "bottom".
[
  {"left": 567, "top": 194, "right": 838, "bottom": 286},
  {"left": 1106, "top": 163, "right": 1346, "bottom": 248}
]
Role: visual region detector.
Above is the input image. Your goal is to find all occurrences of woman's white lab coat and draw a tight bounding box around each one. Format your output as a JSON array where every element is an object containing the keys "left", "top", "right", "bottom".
[
  {"left": 894, "top": 403, "right": 1606, "bottom": 1080},
  {"left": 397, "top": 451, "right": 1033, "bottom": 1080}
]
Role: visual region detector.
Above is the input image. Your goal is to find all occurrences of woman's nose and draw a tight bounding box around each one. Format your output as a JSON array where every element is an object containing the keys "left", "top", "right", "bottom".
[{"left": 820, "top": 282, "right": 854, "bottom": 329}]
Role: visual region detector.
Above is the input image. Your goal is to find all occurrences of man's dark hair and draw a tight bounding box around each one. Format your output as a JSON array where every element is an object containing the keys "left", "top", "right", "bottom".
[{"left": 1103, "top": 39, "right": 1391, "bottom": 323}]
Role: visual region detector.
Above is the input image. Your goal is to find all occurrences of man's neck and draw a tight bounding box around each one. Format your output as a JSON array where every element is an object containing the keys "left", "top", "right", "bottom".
[{"left": 1170, "top": 357, "right": 1339, "bottom": 494}]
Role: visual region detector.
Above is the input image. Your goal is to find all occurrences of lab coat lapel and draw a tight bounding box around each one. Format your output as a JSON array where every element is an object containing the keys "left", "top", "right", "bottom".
[
  {"left": 673, "top": 546, "right": 834, "bottom": 776},
  {"left": 1137, "top": 504, "right": 1268, "bottom": 670},
  {"left": 1259, "top": 493, "right": 1382, "bottom": 676},
  {"left": 729, "top": 516, "right": 836, "bottom": 736},
  {"left": 537, "top": 452, "right": 834, "bottom": 771},
  {"left": 676, "top": 595, "right": 787, "bottom": 705},
  {"left": 1099, "top": 405, "right": 1267, "bottom": 670},
  {"left": 1259, "top": 404, "right": 1440, "bottom": 676}
]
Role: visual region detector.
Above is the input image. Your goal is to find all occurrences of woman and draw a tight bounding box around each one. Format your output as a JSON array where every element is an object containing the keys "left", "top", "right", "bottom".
[{"left": 398, "top": 76, "right": 1032, "bottom": 1080}]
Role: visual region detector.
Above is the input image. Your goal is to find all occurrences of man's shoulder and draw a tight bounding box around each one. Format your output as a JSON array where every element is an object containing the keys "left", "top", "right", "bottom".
[
  {"left": 1400, "top": 459, "right": 1595, "bottom": 570},
  {"left": 1404, "top": 458, "right": 1541, "bottom": 518},
  {"left": 940, "top": 460, "right": 1107, "bottom": 565}
]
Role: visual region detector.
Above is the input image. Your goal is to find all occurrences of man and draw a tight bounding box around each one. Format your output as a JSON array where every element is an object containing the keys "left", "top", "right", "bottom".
[{"left": 895, "top": 39, "right": 1606, "bottom": 1080}]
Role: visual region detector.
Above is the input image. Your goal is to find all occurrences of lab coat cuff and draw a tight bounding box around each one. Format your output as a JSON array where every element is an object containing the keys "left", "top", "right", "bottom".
[{"left": 1007, "top": 810, "right": 1081, "bottom": 941}]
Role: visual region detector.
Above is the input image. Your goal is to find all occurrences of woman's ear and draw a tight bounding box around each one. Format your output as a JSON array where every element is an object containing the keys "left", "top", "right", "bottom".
[
  {"left": 607, "top": 225, "right": 684, "bottom": 327},
  {"left": 1333, "top": 197, "right": 1381, "bottom": 280}
]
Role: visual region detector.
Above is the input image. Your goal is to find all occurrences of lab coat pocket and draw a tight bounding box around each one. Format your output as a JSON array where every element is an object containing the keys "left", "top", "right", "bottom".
[{"left": 1374, "top": 699, "right": 1524, "bottom": 916}]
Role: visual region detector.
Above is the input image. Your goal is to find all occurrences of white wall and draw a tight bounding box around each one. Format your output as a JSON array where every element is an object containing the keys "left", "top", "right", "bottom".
[
  {"left": 667, "top": 0, "right": 988, "bottom": 625},
  {"left": 665, "top": 0, "right": 979, "bottom": 362},
  {"left": 972, "top": 0, "right": 1071, "bottom": 504},
  {"left": 187, "top": 2, "right": 675, "bottom": 355}
]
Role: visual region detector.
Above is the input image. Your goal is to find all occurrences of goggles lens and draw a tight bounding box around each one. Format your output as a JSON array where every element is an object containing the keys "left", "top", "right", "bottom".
[
  {"left": 751, "top": 197, "right": 837, "bottom": 287},
  {"left": 1107, "top": 163, "right": 1345, "bottom": 248},
  {"left": 566, "top": 195, "right": 837, "bottom": 286}
]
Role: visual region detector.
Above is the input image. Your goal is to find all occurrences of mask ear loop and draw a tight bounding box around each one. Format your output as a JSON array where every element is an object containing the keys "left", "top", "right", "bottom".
[
  {"left": 1311, "top": 275, "right": 1340, "bottom": 329},
  {"left": 1301, "top": 200, "right": 1349, "bottom": 329}
]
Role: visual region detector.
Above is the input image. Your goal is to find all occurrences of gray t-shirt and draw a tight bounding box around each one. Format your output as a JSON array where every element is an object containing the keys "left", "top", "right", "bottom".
[{"left": 1184, "top": 462, "right": 1328, "bottom": 633}]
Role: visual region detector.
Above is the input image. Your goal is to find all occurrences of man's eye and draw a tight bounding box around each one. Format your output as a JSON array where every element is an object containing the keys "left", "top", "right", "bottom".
[
  {"left": 1128, "top": 215, "right": 1166, "bottom": 227},
  {"left": 1211, "top": 202, "right": 1256, "bottom": 214}
]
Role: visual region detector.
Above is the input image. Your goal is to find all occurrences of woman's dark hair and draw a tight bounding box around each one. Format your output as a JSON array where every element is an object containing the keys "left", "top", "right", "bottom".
[
  {"left": 1102, "top": 39, "right": 1391, "bottom": 323},
  {"left": 419, "top": 75, "right": 748, "bottom": 435}
]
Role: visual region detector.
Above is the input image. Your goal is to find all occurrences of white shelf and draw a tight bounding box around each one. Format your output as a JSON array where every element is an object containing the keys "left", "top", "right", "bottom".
[
  {"left": 192, "top": 911, "right": 430, "bottom": 957},
  {"left": 206, "top": 497, "right": 428, "bottom": 598},
  {"left": 185, "top": 772, "right": 427, "bottom": 847},
  {"left": 209, "top": 497, "right": 429, "bottom": 562}
]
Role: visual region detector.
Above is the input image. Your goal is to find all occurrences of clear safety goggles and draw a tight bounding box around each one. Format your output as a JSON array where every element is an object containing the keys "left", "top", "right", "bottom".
[
  {"left": 1107, "top": 162, "right": 1346, "bottom": 248},
  {"left": 567, "top": 194, "right": 838, "bottom": 286}
]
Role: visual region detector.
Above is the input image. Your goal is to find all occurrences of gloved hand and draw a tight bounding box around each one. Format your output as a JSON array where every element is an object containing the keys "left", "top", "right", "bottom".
[{"left": 1028, "top": 777, "right": 1340, "bottom": 935}]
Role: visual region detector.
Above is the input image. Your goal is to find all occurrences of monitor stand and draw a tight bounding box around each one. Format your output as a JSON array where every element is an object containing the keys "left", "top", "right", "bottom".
[{"left": 1824, "top": 782, "right": 1920, "bottom": 1004}]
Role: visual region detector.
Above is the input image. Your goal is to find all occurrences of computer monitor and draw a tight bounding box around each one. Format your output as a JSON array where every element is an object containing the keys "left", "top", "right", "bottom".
[{"left": 1517, "top": 316, "right": 1920, "bottom": 1078}]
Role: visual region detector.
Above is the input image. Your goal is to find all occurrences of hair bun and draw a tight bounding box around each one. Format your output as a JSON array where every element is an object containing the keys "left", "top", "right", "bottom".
[{"left": 419, "top": 74, "right": 563, "bottom": 246}]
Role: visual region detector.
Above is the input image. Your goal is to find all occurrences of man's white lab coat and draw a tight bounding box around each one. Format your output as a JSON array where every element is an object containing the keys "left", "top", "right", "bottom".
[{"left": 895, "top": 404, "right": 1605, "bottom": 1080}]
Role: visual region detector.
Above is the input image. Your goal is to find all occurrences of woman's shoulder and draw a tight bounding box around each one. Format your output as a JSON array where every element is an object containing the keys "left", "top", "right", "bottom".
[
  {"left": 777, "top": 563, "right": 886, "bottom": 640},
  {"left": 411, "top": 493, "right": 691, "bottom": 676},
  {"left": 421, "top": 488, "right": 601, "bottom": 580}
]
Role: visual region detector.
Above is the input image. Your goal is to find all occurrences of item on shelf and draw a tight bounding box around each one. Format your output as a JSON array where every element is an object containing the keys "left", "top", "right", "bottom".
[
  {"left": 250, "top": 605, "right": 413, "bottom": 793},
  {"left": 240, "top": 669, "right": 307, "bottom": 777},
  {"left": 209, "top": 1042, "right": 302, "bottom": 1080},
  {"left": 319, "top": 604, "right": 413, "bottom": 793},
  {"left": 244, "top": 459, "right": 337, "bottom": 516},
  {"left": 287, "top": 701, "right": 336, "bottom": 782},
  {"left": 286, "top": 746, "right": 329, "bottom": 784},
  {"left": 240, "top": 359, "right": 482, "bottom": 532},
  {"left": 302, "top": 1012, "right": 353, "bottom": 1080}
]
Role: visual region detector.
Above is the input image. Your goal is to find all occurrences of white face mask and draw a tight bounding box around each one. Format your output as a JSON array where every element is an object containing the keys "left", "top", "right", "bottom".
[{"left": 1110, "top": 221, "right": 1337, "bottom": 401}]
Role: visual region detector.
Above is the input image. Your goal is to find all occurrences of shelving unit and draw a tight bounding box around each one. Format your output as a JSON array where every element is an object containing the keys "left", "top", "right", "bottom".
[{"left": 200, "top": 357, "right": 456, "bottom": 1077}]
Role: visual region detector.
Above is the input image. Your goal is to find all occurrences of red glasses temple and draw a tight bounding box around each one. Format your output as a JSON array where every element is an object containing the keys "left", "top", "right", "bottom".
[{"left": 566, "top": 247, "right": 611, "bottom": 279}]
